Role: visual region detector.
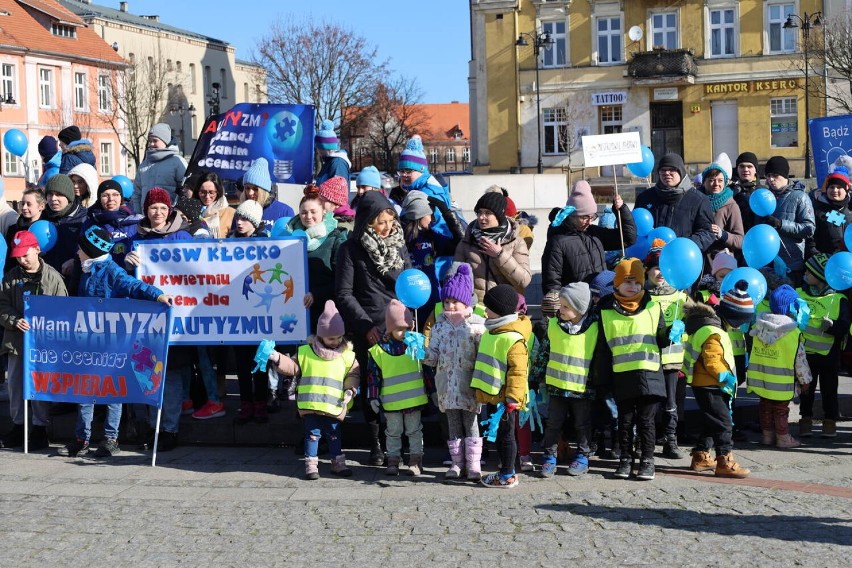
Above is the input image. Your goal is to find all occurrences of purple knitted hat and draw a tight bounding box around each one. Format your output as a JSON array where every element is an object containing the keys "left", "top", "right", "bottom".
[{"left": 441, "top": 263, "right": 474, "bottom": 307}]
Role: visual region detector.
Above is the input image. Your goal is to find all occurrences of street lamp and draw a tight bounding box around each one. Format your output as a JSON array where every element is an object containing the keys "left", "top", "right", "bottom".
[
  {"left": 516, "top": 31, "right": 555, "bottom": 174},
  {"left": 784, "top": 11, "right": 822, "bottom": 180},
  {"left": 170, "top": 103, "right": 196, "bottom": 156},
  {"left": 207, "top": 82, "right": 221, "bottom": 117}
]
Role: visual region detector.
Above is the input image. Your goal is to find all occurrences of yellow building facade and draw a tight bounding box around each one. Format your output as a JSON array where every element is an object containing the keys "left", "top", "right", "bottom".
[{"left": 470, "top": 0, "right": 824, "bottom": 178}]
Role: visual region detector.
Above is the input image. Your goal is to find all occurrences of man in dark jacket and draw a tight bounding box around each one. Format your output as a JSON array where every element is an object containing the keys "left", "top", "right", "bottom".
[
  {"left": 731, "top": 151, "right": 763, "bottom": 232},
  {"left": 634, "top": 153, "right": 715, "bottom": 252},
  {"left": 541, "top": 180, "right": 636, "bottom": 294}
]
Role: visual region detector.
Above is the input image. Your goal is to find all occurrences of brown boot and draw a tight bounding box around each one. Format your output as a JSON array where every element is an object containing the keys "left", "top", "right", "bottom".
[
  {"left": 406, "top": 453, "right": 423, "bottom": 476},
  {"left": 690, "top": 450, "right": 715, "bottom": 472},
  {"left": 798, "top": 417, "right": 813, "bottom": 437},
  {"left": 761, "top": 430, "right": 776, "bottom": 446},
  {"left": 715, "top": 452, "right": 750, "bottom": 478},
  {"left": 330, "top": 454, "right": 352, "bottom": 477},
  {"left": 385, "top": 456, "right": 400, "bottom": 476},
  {"left": 821, "top": 419, "right": 837, "bottom": 438}
]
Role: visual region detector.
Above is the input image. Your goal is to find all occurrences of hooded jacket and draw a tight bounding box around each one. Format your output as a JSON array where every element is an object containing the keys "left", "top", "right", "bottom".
[
  {"left": 453, "top": 218, "right": 531, "bottom": 301},
  {"left": 335, "top": 191, "right": 411, "bottom": 335},
  {"left": 42, "top": 201, "right": 88, "bottom": 274},
  {"left": 755, "top": 184, "right": 815, "bottom": 272},
  {"left": 749, "top": 313, "right": 812, "bottom": 385},
  {"left": 315, "top": 151, "right": 351, "bottom": 186},
  {"left": 474, "top": 315, "right": 532, "bottom": 406},
  {"left": 541, "top": 202, "right": 636, "bottom": 293},
  {"left": 806, "top": 190, "right": 852, "bottom": 256},
  {"left": 634, "top": 177, "right": 716, "bottom": 252},
  {"left": 38, "top": 151, "right": 61, "bottom": 188},
  {"left": 59, "top": 140, "right": 96, "bottom": 175},
  {"left": 130, "top": 146, "right": 187, "bottom": 213},
  {"left": 0, "top": 260, "right": 68, "bottom": 355},
  {"left": 682, "top": 301, "right": 732, "bottom": 388}
]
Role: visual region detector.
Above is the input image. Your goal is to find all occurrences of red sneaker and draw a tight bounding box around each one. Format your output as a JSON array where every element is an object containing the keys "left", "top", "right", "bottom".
[
  {"left": 181, "top": 399, "right": 195, "bottom": 415},
  {"left": 192, "top": 400, "right": 226, "bottom": 420}
]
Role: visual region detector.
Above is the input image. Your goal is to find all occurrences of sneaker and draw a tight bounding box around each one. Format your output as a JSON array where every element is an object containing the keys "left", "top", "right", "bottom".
[
  {"left": 567, "top": 454, "right": 589, "bottom": 476},
  {"left": 519, "top": 454, "right": 534, "bottom": 472},
  {"left": 636, "top": 459, "right": 655, "bottom": 481},
  {"left": 192, "top": 400, "right": 226, "bottom": 420},
  {"left": 181, "top": 399, "right": 195, "bottom": 415},
  {"left": 58, "top": 439, "right": 90, "bottom": 457},
  {"left": 93, "top": 438, "right": 121, "bottom": 458},
  {"left": 662, "top": 440, "right": 685, "bottom": 460},
  {"left": 481, "top": 472, "right": 519, "bottom": 488},
  {"left": 614, "top": 458, "right": 632, "bottom": 479},
  {"left": 539, "top": 459, "right": 557, "bottom": 478}
]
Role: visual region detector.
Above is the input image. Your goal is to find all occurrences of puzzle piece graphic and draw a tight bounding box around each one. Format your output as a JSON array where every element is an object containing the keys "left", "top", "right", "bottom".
[
  {"left": 279, "top": 314, "right": 298, "bottom": 333},
  {"left": 274, "top": 117, "right": 297, "bottom": 141},
  {"left": 131, "top": 342, "right": 155, "bottom": 372},
  {"left": 826, "top": 210, "right": 846, "bottom": 226}
]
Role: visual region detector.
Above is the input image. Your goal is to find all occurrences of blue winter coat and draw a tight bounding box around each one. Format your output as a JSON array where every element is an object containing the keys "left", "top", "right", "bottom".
[
  {"left": 83, "top": 205, "right": 142, "bottom": 266},
  {"left": 79, "top": 257, "right": 163, "bottom": 300},
  {"left": 755, "top": 185, "right": 815, "bottom": 272},
  {"left": 400, "top": 173, "right": 457, "bottom": 240},
  {"left": 38, "top": 152, "right": 61, "bottom": 188},
  {"left": 59, "top": 140, "right": 96, "bottom": 175},
  {"left": 315, "top": 154, "right": 351, "bottom": 187}
]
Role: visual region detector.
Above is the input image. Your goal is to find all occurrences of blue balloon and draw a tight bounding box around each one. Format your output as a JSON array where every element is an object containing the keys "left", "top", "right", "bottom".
[
  {"left": 395, "top": 268, "right": 432, "bottom": 309},
  {"left": 625, "top": 234, "right": 651, "bottom": 260},
  {"left": 29, "top": 220, "right": 58, "bottom": 253},
  {"left": 749, "top": 188, "right": 777, "bottom": 217},
  {"left": 627, "top": 145, "right": 655, "bottom": 178},
  {"left": 271, "top": 216, "right": 292, "bottom": 237},
  {"left": 290, "top": 229, "right": 307, "bottom": 240},
  {"left": 742, "top": 224, "right": 781, "bottom": 268},
  {"left": 111, "top": 175, "right": 134, "bottom": 200},
  {"left": 844, "top": 224, "right": 852, "bottom": 252},
  {"left": 720, "top": 267, "right": 768, "bottom": 304},
  {"left": 3, "top": 129, "right": 27, "bottom": 158},
  {"left": 659, "top": 237, "right": 702, "bottom": 290},
  {"left": 632, "top": 208, "right": 654, "bottom": 237},
  {"left": 0, "top": 237, "right": 6, "bottom": 273},
  {"left": 825, "top": 252, "right": 852, "bottom": 291},
  {"left": 648, "top": 226, "right": 676, "bottom": 244}
]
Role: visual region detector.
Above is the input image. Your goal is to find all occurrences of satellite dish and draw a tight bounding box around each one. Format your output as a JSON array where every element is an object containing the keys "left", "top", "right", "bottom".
[{"left": 628, "top": 26, "right": 643, "bottom": 42}]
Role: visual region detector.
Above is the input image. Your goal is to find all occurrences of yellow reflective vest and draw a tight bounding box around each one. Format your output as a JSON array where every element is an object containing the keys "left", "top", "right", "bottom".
[
  {"left": 682, "top": 325, "right": 736, "bottom": 385},
  {"left": 471, "top": 330, "right": 525, "bottom": 396},
  {"left": 368, "top": 344, "right": 428, "bottom": 411},
  {"left": 795, "top": 288, "right": 842, "bottom": 355},
  {"left": 653, "top": 290, "right": 688, "bottom": 366},
  {"left": 601, "top": 301, "right": 662, "bottom": 373},
  {"left": 296, "top": 345, "right": 356, "bottom": 416},
  {"left": 747, "top": 329, "right": 800, "bottom": 401},
  {"left": 544, "top": 318, "right": 598, "bottom": 393}
]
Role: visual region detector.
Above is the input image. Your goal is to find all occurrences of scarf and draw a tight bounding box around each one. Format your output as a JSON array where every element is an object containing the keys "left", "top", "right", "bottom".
[
  {"left": 803, "top": 282, "right": 833, "bottom": 298},
  {"left": 443, "top": 305, "right": 472, "bottom": 326},
  {"left": 654, "top": 181, "right": 688, "bottom": 204},
  {"left": 818, "top": 190, "right": 851, "bottom": 211},
  {"left": 470, "top": 218, "right": 511, "bottom": 245},
  {"left": 201, "top": 195, "right": 230, "bottom": 238},
  {"left": 614, "top": 289, "right": 644, "bottom": 313},
  {"left": 484, "top": 313, "right": 518, "bottom": 331},
  {"left": 81, "top": 254, "right": 110, "bottom": 273},
  {"left": 294, "top": 213, "right": 338, "bottom": 252},
  {"left": 707, "top": 187, "right": 733, "bottom": 212},
  {"left": 359, "top": 219, "right": 405, "bottom": 275}
]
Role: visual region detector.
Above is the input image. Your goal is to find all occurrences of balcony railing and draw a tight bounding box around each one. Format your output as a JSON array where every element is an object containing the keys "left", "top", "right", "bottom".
[{"left": 627, "top": 48, "right": 697, "bottom": 84}]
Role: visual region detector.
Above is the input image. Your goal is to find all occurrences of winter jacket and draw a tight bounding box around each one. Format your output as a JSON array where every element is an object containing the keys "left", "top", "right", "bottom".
[
  {"left": 200, "top": 195, "right": 235, "bottom": 239},
  {"left": 82, "top": 205, "right": 142, "bottom": 266},
  {"left": 634, "top": 180, "right": 715, "bottom": 252},
  {"left": 315, "top": 153, "right": 351, "bottom": 187},
  {"left": 38, "top": 152, "right": 61, "bottom": 188},
  {"left": 130, "top": 147, "right": 187, "bottom": 213},
  {"left": 806, "top": 191, "right": 852, "bottom": 256},
  {"left": 59, "top": 140, "right": 96, "bottom": 175},
  {"left": 42, "top": 202, "right": 87, "bottom": 274},
  {"left": 130, "top": 211, "right": 193, "bottom": 244},
  {"left": 0, "top": 201, "right": 19, "bottom": 241},
  {"left": 682, "top": 302, "right": 733, "bottom": 388},
  {"left": 473, "top": 314, "right": 532, "bottom": 406},
  {"left": 708, "top": 198, "right": 744, "bottom": 256},
  {"left": 755, "top": 184, "right": 815, "bottom": 272},
  {"left": 749, "top": 313, "right": 812, "bottom": 385},
  {"left": 597, "top": 292, "right": 668, "bottom": 402},
  {"left": 78, "top": 256, "right": 163, "bottom": 300},
  {"left": 541, "top": 202, "right": 636, "bottom": 293},
  {"left": 422, "top": 310, "right": 486, "bottom": 413},
  {"left": 0, "top": 260, "right": 68, "bottom": 355},
  {"left": 335, "top": 191, "right": 411, "bottom": 335},
  {"left": 732, "top": 181, "right": 765, "bottom": 233},
  {"left": 399, "top": 173, "right": 459, "bottom": 241},
  {"left": 453, "top": 219, "right": 531, "bottom": 301}
]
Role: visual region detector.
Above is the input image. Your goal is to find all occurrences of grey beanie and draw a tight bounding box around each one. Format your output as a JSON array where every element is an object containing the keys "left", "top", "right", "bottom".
[
  {"left": 401, "top": 190, "right": 432, "bottom": 221},
  {"left": 559, "top": 282, "right": 591, "bottom": 314},
  {"left": 149, "top": 123, "right": 172, "bottom": 145}
]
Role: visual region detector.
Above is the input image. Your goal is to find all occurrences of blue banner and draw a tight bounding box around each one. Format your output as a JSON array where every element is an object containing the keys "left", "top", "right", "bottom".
[
  {"left": 809, "top": 114, "right": 852, "bottom": 187},
  {"left": 187, "top": 103, "right": 315, "bottom": 185},
  {"left": 23, "top": 296, "right": 172, "bottom": 406}
]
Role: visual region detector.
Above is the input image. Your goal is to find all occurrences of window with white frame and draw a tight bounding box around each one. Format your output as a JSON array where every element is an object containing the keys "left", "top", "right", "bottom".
[
  {"left": 709, "top": 8, "right": 736, "bottom": 57},
  {"left": 244, "top": 82, "right": 249, "bottom": 102},
  {"left": 463, "top": 147, "right": 471, "bottom": 163},
  {"left": 770, "top": 97, "right": 798, "bottom": 147},
  {"left": 768, "top": 3, "right": 796, "bottom": 54},
  {"left": 1, "top": 63, "right": 15, "bottom": 102},
  {"left": 600, "top": 105, "right": 623, "bottom": 134},
  {"left": 99, "top": 142, "right": 113, "bottom": 176},
  {"left": 98, "top": 75, "right": 111, "bottom": 112},
  {"left": 446, "top": 147, "right": 456, "bottom": 163},
  {"left": 541, "top": 21, "right": 567, "bottom": 68},
  {"left": 596, "top": 16, "right": 622, "bottom": 64},
  {"left": 429, "top": 148, "right": 439, "bottom": 164},
  {"left": 74, "top": 72, "right": 86, "bottom": 110},
  {"left": 543, "top": 107, "right": 568, "bottom": 154},
  {"left": 3, "top": 150, "right": 19, "bottom": 176},
  {"left": 189, "top": 63, "right": 196, "bottom": 93},
  {"left": 651, "top": 11, "right": 678, "bottom": 49},
  {"left": 39, "top": 67, "right": 53, "bottom": 108}
]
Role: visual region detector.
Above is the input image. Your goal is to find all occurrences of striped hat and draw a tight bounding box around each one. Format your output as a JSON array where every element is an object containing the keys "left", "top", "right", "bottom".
[
  {"left": 541, "top": 289, "right": 561, "bottom": 318},
  {"left": 805, "top": 253, "right": 829, "bottom": 283},
  {"left": 315, "top": 119, "right": 339, "bottom": 151},
  {"left": 644, "top": 239, "right": 667, "bottom": 269},
  {"left": 398, "top": 135, "right": 429, "bottom": 173},
  {"left": 718, "top": 279, "right": 754, "bottom": 327}
]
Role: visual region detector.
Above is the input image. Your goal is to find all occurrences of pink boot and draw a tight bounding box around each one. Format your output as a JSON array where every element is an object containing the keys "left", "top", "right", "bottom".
[
  {"left": 465, "top": 437, "right": 482, "bottom": 481},
  {"left": 445, "top": 439, "right": 464, "bottom": 479}
]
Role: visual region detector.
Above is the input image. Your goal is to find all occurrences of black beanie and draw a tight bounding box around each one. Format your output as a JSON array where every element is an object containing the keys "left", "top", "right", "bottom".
[
  {"left": 736, "top": 152, "right": 758, "bottom": 168},
  {"left": 58, "top": 125, "right": 82, "bottom": 145},
  {"left": 764, "top": 156, "right": 790, "bottom": 178},
  {"left": 97, "top": 179, "right": 122, "bottom": 200},
  {"left": 78, "top": 226, "right": 114, "bottom": 258},
  {"left": 656, "top": 153, "right": 685, "bottom": 178},
  {"left": 175, "top": 197, "right": 204, "bottom": 222},
  {"left": 483, "top": 284, "right": 519, "bottom": 317},
  {"left": 475, "top": 192, "right": 507, "bottom": 223}
]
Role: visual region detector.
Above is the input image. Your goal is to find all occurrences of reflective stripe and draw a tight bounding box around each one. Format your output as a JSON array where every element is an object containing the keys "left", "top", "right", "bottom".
[
  {"left": 471, "top": 367, "right": 501, "bottom": 391},
  {"left": 369, "top": 344, "right": 427, "bottom": 411},
  {"left": 298, "top": 392, "right": 343, "bottom": 406},
  {"left": 748, "top": 362, "right": 793, "bottom": 376},
  {"left": 747, "top": 330, "right": 799, "bottom": 401},
  {"left": 746, "top": 378, "right": 794, "bottom": 393},
  {"left": 608, "top": 334, "right": 656, "bottom": 348},
  {"left": 295, "top": 345, "right": 355, "bottom": 415},
  {"left": 550, "top": 352, "right": 589, "bottom": 369},
  {"left": 299, "top": 375, "right": 343, "bottom": 389},
  {"left": 544, "top": 319, "right": 597, "bottom": 393},
  {"left": 681, "top": 325, "right": 735, "bottom": 385},
  {"left": 602, "top": 302, "right": 662, "bottom": 373},
  {"left": 546, "top": 367, "right": 588, "bottom": 387},
  {"left": 796, "top": 288, "right": 842, "bottom": 355},
  {"left": 613, "top": 350, "right": 659, "bottom": 366},
  {"left": 471, "top": 331, "right": 525, "bottom": 395},
  {"left": 475, "top": 352, "right": 508, "bottom": 374}
]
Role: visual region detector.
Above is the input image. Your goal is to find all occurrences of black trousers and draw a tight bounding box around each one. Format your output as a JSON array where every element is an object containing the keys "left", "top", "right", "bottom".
[
  {"left": 543, "top": 396, "right": 592, "bottom": 456},
  {"left": 497, "top": 408, "right": 517, "bottom": 476},
  {"left": 617, "top": 396, "right": 657, "bottom": 460},
  {"left": 802, "top": 351, "right": 840, "bottom": 420},
  {"left": 692, "top": 386, "right": 733, "bottom": 456},
  {"left": 234, "top": 345, "right": 267, "bottom": 403}
]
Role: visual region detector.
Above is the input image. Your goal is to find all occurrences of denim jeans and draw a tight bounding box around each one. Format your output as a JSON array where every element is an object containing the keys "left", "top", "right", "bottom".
[
  {"left": 76, "top": 403, "right": 122, "bottom": 441},
  {"left": 385, "top": 410, "right": 423, "bottom": 458},
  {"left": 304, "top": 413, "right": 342, "bottom": 458},
  {"left": 7, "top": 353, "right": 50, "bottom": 427},
  {"left": 197, "top": 346, "right": 220, "bottom": 403},
  {"left": 136, "top": 365, "right": 188, "bottom": 434}
]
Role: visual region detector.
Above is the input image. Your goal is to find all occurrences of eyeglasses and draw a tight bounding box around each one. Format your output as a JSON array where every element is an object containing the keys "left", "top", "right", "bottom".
[
  {"left": 197, "top": 189, "right": 217, "bottom": 196},
  {"left": 659, "top": 167, "right": 679, "bottom": 174},
  {"left": 577, "top": 214, "right": 598, "bottom": 222},
  {"left": 397, "top": 169, "right": 416, "bottom": 176}
]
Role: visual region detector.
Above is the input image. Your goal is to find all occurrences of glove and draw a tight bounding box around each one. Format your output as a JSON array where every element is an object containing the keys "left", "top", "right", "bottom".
[
  {"left": 252, "top": 339, "right": 276, "bottom": 373},
  {"left": 765, "top": 216, "right": 782, "bottom": 229},
  {"left": 669, "top": 319, "right": 685, "bottom": 344},
  {"left": 504, "top": 399, "right": 519, "bottom": 413},
  {"left": 793, "top": 299, "right": 811, "bottom": 331},
  {"left": 430, "top": 392, "right": 439, "bottom": 407},
  {"left": 820, "top": 317, "right": 834, "bottom": 332},
  {"left": 403, "top": 331, "right": 426, "bottom": 360},
  {"left": 718, "top": 370, "right": 737, "bottom": 396},
  {"left": 369, "top": 399, "right": 381, "bottom": 414}
]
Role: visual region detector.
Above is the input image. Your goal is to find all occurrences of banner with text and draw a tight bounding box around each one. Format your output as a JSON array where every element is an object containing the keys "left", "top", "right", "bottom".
[
  {"left": 23, "top": 297, "right": 172, "bottom": 406},
  {"left": 186, "top": 103, "right": 315, "bottom": 185},
  {"left": 809, "top": 114, "right": 852, "bottom": 188},
  {"left": 134, "top": 237, "right": 309, "bottom": 344},
  {"left": 582, "top": 132, "right": 643, "bottom": 167}
]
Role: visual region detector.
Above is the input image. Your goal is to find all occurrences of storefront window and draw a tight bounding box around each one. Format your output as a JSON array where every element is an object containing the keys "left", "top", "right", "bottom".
[
  {"left": 600, "top": 105, "right": 623, "bottom": 134},
  {"left": 770, "top": 97, "right": 797, "bottom": 147}
]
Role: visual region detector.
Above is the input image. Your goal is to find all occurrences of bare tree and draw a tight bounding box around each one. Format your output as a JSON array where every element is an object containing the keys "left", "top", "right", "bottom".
[
  {"left": 797, "top": 12, "right": 852, "bottom": 115},
  {"left": 252, "top": 15, "right": 388, "bottom": 132}
]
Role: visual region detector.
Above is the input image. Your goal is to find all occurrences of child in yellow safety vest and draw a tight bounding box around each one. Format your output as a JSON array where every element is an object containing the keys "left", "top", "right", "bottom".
[
  {"left": 748, "top": 285, "right": 813, "bottom": 448},
  {"left": 599, "top": 258, "right": 668, "bottom": 482},
  {"left": 680, "top": 286, "right": 753, "bottom": 479},
  {"left": 471, "top": 284, "right": 531, "bottom": 489},
  {"left": 644, "top": 239, "right": 688, "bottom": 460},
  {"left": 367, "top": 300, "right": 431, "bottom": 476},
  {"left": 796, "top": 254, "right": 848, "bottom": 438},
  {"left": 264, "top": 301, "right": 360, "bottom": 480}
]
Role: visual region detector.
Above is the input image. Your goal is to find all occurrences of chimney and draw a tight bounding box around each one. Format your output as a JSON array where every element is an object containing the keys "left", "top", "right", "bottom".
[
  {"left": 143, "top": 15, "right": 160, "bottom": 22},
  {"left": 119, "top": 2, "right": 127, "bottom": 12}
]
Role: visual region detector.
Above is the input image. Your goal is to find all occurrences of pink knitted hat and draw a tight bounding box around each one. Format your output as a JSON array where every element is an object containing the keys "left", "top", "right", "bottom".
[
  {"left": 316, "top": 300, "right": 345, "bottom": 338},
  {"left": 318, "top": 176, "right": 349, "bottom": 207},
  {"left": 385, "top": 299, "right": 413, "bottom": 332},
  {"left": 567, "top": 180, "right": 597, "bottom": 216}
]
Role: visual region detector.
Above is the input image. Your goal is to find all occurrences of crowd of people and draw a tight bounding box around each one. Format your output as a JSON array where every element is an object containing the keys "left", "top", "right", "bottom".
[{"left": 0, "top": 119, "right": 845, "bottom": 489}]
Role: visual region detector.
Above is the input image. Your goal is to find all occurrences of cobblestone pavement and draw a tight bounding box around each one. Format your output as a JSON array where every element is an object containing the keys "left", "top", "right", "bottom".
[{"left": 0, "top": 429, "right": 850, "bottom": 566}]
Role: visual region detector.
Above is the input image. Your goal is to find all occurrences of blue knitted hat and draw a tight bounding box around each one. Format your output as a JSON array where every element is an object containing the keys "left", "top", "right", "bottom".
[
  {"left": 356, "top": 166, "right": 382, "bottom": 189},
  {"left": 770, "top": 284, "right": 799, "bottom": 316},
  {"left": 598, "top": 207, "right": 616, "bottom": 229},
  {"left": 590, "top": 270, "right": 615, "bottom": 298},
  {"left": 243, "top": 158, "right": 271, "bottom": 191},
  {"left": 315, "top": 119, "right": 339, "bottom": 151},
  {"left": 398, "top": 135, "right": 429, "bottom": 173}
]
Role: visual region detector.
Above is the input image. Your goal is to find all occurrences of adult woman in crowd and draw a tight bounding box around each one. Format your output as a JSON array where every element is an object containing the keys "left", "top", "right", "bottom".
[
  {"left": 82, "top": 180, "right": 141, "bottom": 266},
  {"left": 124, "top": 188, "right": 193, "bottom": 255},
  {"left": 68, "top": 163, "right": 98, "bottom": 208},
  {"left": 193, "top": 172, "right": 235, "bottom": 239},
  {"left": 700, "top": 161, "right": 744, "bottom": 265},
  {"left": 335, "top": 191, "right": 411, "bottom": 466},
  {"left": 453, "top": 190, "right": 531, "bottom": 300},
  {"left": 541, "top": 180, "right": 635, "bottom": 294}
]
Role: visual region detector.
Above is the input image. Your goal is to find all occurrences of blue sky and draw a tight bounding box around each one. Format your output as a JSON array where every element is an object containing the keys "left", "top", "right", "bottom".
[{"left": 122, "top": 0, "right": 471, "bottom": 103}]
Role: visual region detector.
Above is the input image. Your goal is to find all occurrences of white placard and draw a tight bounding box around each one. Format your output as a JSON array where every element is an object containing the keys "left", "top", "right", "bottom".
[
  {"left": 581, "top": 131, "right": 643, "bottom": 167},
  {"left": 654, "top": 87, "right": 679, "bottom": 101}
]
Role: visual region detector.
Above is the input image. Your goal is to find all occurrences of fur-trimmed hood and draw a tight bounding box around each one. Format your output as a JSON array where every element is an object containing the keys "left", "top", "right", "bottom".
[
  {"left": 683, "top": 300, "right": 722, "bottom": 335},
  {"left": 750, "top": 313, "right": 797, "bottom": 345}
]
